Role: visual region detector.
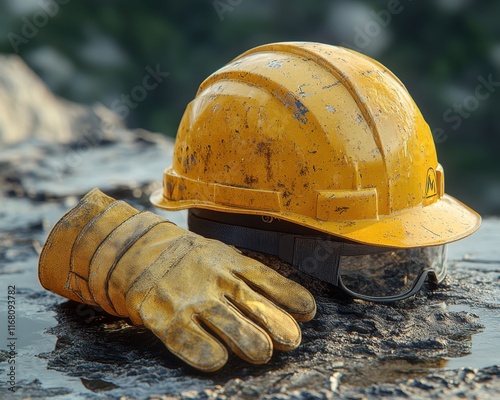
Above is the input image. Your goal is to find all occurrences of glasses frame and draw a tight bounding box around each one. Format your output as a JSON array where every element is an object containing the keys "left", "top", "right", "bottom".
[
  {"left": 337, "top": 265, "right": 446, "bottom": 303},
  {"left": 334, "top": 244, "right": 448, "bottom": 302}
]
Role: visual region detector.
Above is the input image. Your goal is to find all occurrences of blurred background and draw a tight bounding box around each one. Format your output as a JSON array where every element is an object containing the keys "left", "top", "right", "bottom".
[{"left": 1, "top": 0, "right": 499, "bottom": 215}]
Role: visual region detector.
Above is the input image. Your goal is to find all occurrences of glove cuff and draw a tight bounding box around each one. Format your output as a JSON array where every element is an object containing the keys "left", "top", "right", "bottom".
[
  {"left": 38, "top": 188, "right": 187, "bottom": 319},
  {"left": 38, "top": 189, "right": 117, "bottom": 302}
]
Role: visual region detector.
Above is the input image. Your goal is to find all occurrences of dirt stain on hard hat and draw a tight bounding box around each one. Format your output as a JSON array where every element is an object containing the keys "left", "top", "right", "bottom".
[{"left": 256, "top": 140, "right": 273, "bottom": 181}]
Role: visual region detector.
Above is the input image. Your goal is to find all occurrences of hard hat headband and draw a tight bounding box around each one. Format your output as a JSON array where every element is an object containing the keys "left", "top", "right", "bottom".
[{"left": 188, "top": 211, "right": 447, "bottom": 302}]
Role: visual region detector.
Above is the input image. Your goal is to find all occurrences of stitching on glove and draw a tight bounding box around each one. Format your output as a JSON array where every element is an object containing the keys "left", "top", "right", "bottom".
[
  {"left": 187, "top": 313, "right": 229, "bottom": 371},
  {"left": 229, "top": 271, "right": 300, "bottom": 347},
  {"left": 65, "top": 202, "right": 121, "bottom": 297},
  {"left": 68, "top": 273, "right": 98, "bottom": 305},
  {"left": 82, "top": 211, "right": 140, "bottom": 306},
  {"left": 224, "top": 292, "right": 298, "bottom": 347},
  {"left": 103, "top": 219, "right": 171, "bottom": 315},
  {"left": 231, "top": 269, "right": 307, "bottom": 314},
  {"left": 129, "top": 236, "right": 201, "bottom": 310},
  {"left": 66, "top": 200, "right": 139, "bottom": 304},
  {"left": 87, "top": 211, "right": 166, "bottom": 314},
  {"left": 69, "top": 201, "right": 134, "bottom": 275},
  {"left": 219, "top": 296, "right": 274, "bottom": 363}
]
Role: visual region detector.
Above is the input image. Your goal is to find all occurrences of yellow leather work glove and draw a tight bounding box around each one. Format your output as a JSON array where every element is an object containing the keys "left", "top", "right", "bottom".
[{"left": 38, "top": 189, "right": 316, "bottom": 372}]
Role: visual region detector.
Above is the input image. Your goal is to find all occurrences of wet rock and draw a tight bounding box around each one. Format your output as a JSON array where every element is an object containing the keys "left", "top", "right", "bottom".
[
  {"left": 0, "top": 58, "right": 499, "bottom": 400},
  {"left": 337, "top": 366, "right": 500, "bottom": 399}
]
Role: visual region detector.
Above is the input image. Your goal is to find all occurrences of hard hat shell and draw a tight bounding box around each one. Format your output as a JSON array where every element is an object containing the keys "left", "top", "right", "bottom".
[{"left": 151, "top": 42, "right": 481, "bottom": 248}]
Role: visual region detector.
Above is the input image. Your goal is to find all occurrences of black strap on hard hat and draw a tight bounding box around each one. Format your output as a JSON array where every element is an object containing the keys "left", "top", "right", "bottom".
[{"left": 187, "top": 210, "right": 388, "bottom": 286}]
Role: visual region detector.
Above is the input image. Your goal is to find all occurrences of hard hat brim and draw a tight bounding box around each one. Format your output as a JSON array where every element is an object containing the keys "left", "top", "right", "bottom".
[{"left": 151, "top": 190, "right": 481, "bottom": 248}]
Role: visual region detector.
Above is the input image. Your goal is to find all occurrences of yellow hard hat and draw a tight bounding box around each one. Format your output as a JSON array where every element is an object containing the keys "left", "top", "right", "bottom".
[{"left": 151, "top": 41, "right": 480, "bottom": 248}]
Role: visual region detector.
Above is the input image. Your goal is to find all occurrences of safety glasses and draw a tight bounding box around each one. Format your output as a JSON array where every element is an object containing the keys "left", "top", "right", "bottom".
[
  {"left": 333, "top": 245, "right": 447, "bottom": 302},
  {"left": 188, "top": 211, "right": 448, "bottom": 303}
]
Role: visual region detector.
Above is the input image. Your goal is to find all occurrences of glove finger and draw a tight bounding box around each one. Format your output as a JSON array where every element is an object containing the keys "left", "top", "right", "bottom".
[
  {"left": 227, "top": 285, "right": 302, "bottom": 351},
  {"left": 139, "top": 302, "right": 228, "bottom": 373},
  {"left": 198, "top": 301, "right": 273, "bottom": 365},
  {"left": 234, "top": 257, "right": 316, "bottom": 322}
]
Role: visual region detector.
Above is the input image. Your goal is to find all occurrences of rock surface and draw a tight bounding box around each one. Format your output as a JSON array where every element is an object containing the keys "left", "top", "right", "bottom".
[
  {"left": 0, "top": 54, "right": 124, "bottom": 145},
  {"left": 0, "top": 55, "right": 499, "bottom": 400}
]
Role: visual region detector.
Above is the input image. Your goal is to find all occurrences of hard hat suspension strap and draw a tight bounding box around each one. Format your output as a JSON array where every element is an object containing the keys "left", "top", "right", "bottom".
[{"left": 188, "top": 211, "right": 387, "bottom": 287}]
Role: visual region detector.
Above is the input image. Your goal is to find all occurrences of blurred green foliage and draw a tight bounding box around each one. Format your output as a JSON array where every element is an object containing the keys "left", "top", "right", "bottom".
[{"left": 1, "top": 0, "right": 499, "bottom": 214}]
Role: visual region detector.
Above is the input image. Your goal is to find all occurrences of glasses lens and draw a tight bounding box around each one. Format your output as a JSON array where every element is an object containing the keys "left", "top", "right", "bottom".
[{"left": 339, "top": 245, "right": 447, "bottom": 299}]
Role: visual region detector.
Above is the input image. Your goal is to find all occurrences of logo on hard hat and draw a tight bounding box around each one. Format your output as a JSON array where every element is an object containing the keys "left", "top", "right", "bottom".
[{"left": 425, "top": 167, "right": 438, "bottom": 198}]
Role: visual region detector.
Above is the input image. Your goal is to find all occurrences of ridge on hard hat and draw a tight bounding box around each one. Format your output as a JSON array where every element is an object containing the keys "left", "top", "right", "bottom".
[{"left": 151, "top": 41, "right": 480, "bottom": 248}]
